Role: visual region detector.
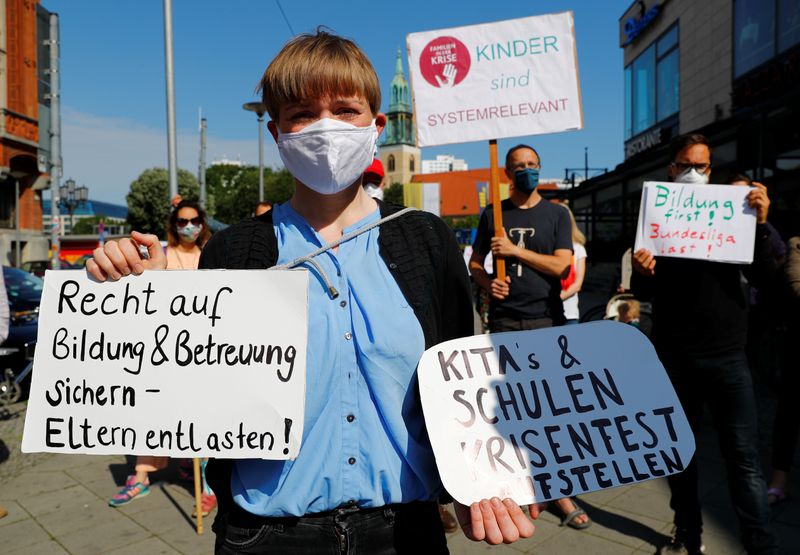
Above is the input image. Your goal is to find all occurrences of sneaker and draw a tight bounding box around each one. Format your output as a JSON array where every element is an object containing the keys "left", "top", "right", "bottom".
[
  {"left": 659, "top": 527, "right": 706, "bottom": 555},
  {"left": 108, "top": 475, "right": 151, "bottom": 507},
  {"left": 192, "top": 492, "right": 217, "bottom": 518}
]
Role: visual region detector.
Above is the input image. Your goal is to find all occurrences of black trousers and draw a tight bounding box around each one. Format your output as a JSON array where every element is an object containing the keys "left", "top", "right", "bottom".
[
  {"left": 662, "top": 349, "right": 778, "bottom": 554},
  {"left": 489, "top": 315, "right": 554, "bottom": 333},
  {"left": 214, "top": 501, "right": 448, "bottom": 554}
]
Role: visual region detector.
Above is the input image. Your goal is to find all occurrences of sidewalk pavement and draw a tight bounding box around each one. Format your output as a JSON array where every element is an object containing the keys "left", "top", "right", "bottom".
[{"left": 2, "top": 381, "right": 798, "bottom": 554}]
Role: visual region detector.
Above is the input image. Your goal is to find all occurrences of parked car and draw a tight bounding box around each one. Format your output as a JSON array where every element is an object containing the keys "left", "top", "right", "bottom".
[
  {"left": 1, "top": 266, "right": 42, "bottom": 399},
  {"left": 20, "top": 259, "right": 73, "bottom": 277}
]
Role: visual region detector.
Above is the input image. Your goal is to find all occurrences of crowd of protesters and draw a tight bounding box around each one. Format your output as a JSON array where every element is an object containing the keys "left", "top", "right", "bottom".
[{"left": 78, "top": 29, "right": 798, "bottom": 555}]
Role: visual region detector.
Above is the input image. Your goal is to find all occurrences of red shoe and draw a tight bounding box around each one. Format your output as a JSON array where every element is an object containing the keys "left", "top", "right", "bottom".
[{"left": 192, "top": 492, "right": 217, "bottom": 517}]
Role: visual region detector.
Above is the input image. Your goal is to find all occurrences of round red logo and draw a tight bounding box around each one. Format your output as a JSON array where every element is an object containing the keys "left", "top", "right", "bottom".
[{"left": 419, "top": 36, "right": 471, "bottom": 88}]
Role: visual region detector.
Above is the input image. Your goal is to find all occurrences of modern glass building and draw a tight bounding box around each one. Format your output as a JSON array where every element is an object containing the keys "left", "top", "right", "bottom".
[{"left": 568, "top": 0, "right": 800, "bottom": 269}]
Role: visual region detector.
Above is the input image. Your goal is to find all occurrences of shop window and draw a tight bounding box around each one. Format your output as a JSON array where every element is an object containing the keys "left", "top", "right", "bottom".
[
  {"left": 734, "top": 0, "right": 776, "bottom": 77},
  {"left": 625, "top": 23, "right": 679, "bottom": 139},
  {"left": 779, "top": 0, "right": 800, "bottom": 52}
]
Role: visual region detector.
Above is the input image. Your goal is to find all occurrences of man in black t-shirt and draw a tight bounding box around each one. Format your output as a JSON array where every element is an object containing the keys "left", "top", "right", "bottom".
[
  {"left": 469, "top": 144, "right": 589, "bottom": 529},
  {"left": 470, "top": 144, "right": 572, "bottom": 332}
]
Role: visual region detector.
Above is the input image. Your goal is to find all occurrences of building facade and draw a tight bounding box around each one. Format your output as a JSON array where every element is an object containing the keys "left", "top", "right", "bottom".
[
  {"left": 568, "top": 0, "right": 800, "bottom": 264},
  {"left": 379, "top": 50, "right": 420, "bottom": 186},
  {"left": 421, "top": 155, "right": 469, "bottom": 174}
]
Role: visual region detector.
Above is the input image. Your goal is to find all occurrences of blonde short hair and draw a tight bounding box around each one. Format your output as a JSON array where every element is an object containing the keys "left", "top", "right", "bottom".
[{"left": 258, "top": 29, "right": 381, "bottom": 122}]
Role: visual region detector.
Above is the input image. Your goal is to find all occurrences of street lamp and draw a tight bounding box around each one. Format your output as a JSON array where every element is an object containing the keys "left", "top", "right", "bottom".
[
  {"left": 242, "top": 101, "right": 266, "bottom": 202},
  {"left": 59, "top": 178, "right": 89, "bottom": 234}
]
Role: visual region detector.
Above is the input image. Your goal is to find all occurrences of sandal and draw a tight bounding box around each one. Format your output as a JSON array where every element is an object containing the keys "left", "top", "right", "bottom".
[
  {"left": 556, "top": 498, "right": 592, "bottom": 530},
  {"left": 192, "top": 492, "right": 217, "bottom": 517},
  {"left": 767, "top": 487, "right": 789, "bottom": 506},
  {"left": 108, "top": 476, "right": 151, "bottom": 507}
]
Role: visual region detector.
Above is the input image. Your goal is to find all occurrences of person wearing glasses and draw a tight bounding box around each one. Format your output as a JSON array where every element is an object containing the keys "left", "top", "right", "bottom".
[
  {"left": 108, "top": 200, "right": 211, "bottom": 509},
  {"left": 165, "top": 200, "right": 210, "bottom": 270},
  {"left": 469, "top": 145, "right": 590, "bottom": 530},
  {"left": 632, "top": 134, "right": 779, "bottom": 555}
]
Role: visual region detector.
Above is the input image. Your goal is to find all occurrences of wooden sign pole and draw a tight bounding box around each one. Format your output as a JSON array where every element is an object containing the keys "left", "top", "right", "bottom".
[
  {"left": 193, "top": 457, "right": 203, "bottom": 534},
  {"left": 489, "top": 139, "right": 506, "bottom": 280}
]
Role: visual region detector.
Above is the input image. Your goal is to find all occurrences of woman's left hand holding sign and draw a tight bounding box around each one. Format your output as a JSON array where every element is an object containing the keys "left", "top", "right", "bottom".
[
  {"left": 455, "top": 498, "right": 536, "bottom": 544},
  {"left": 86, "top": 231, "right": 167, "bottom": 282}
]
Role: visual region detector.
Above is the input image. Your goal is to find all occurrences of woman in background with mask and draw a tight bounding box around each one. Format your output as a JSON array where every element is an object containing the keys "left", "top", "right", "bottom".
[
  {"left": 108, "top": 200, "right": 210, "bottom": 509},
  {"left": 165, "top": 200, "right": 209, "bottom": 270}
]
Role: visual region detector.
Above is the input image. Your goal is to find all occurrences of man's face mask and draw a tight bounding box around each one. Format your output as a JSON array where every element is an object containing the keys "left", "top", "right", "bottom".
[
  {"left": 674, "top": 167, "right": 709, "bottom": 185},
  {"left": 363, "top": 183, "right": 383, "bottom": 200},
  {"left": 514, "top": 168, "right": 540, "bottom": 193},
  {"left": 277, "top": 118, "right": 379, "bottom": 195}
]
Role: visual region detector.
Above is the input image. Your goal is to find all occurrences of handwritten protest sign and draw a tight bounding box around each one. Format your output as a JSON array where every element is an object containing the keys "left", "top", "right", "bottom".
[
  {"left": 22, "top": 270, "right": 308, "bottom": 459},
  {"left": 634, "top": 181, "right": 756, "bottom": 264},
  {"left": 418, "top": 321, "right": 694, "bottom": 505},
  {"left": 407, "top": 12, "right": 583, "bottom": 147}
]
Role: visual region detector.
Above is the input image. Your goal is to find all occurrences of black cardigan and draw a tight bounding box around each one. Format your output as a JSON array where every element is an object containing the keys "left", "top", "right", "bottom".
[{"left": 198, "top": 201, "right": 474, "bottom": 524}]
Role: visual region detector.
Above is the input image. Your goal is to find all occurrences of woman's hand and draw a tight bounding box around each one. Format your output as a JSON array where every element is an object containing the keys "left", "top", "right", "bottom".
[
  {"left": 86, "top": 231, "right": 167, "bottom": 281},
  {"left": 454, "top": 498, "right": 536, "bottom": 544}
]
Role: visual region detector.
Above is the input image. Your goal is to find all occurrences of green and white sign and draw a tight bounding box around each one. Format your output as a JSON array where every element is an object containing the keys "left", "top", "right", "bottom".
[{"left": 407, "top": 12, "right": 583, "bottom": 147}]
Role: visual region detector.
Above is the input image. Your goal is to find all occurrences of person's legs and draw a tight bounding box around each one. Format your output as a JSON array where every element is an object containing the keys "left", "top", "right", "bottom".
[
  {"left": 702, "top": 350, "right": 778, "bottom": 555},
  {"left": 769, "top": 349, "right": 799, "bottom": 501},
  {"left": 661, "top": 354, "right": 705, "bottom": 548}
]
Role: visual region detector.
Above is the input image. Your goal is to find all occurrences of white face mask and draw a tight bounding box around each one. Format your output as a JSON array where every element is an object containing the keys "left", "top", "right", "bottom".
[
  {"left": 363, "top": 183, "right": 383, "bottom": 200},
  {"left": 277, "top": 118, "right": 379, "bottom": 195},
  {"left": 674, "top": 167, "right": 709, "bottom": 185}
]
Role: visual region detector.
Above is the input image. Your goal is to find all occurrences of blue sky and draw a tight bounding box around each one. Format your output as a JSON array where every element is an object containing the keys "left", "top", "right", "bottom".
[{"left": 45, "top": 0, "right": 629, "bottom": 204}]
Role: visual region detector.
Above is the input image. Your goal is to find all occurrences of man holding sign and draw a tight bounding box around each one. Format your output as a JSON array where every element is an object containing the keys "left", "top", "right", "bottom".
[
  {"left": 85, "top": 30, "right": 535, "bottom": 553},
  {"left": 632, "top": 134, "right": 779, "bottom": 555},
  {"left": 470, "top": 145, "right": 590, "bottom": 528}
]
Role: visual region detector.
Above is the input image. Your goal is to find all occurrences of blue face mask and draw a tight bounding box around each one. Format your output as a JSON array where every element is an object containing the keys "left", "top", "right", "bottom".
[{"left": 514, "top": 168, "right": 540, "bottom": 193}]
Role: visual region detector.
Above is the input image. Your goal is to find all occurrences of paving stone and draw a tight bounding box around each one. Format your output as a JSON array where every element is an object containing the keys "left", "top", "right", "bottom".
[
  {"left": 578, "top": 483, "right": 629, "bottom": 505},
  {"left": 58, "top": 516, "right": 150, "bottom": 554},
  {"left": 1, "top": 518, "right": 51, "bottom": 552},
  {"left": 158, "top": 521, "right": 216, "bottom": 554},
  {"left": 106, "top": 536, "right": 182, "bottom": 554},
  {"left": 65, "top": 457, "right": 124, "bottom": 484},
  {"left": 127, "top": 503, "right": 189, "bottom": 536},
  {"left": 19, "top": 483, "right": 98, "bottom": 517},
  {"left": 446, "top": 532, "right": 526, "bottom": 553},
  {"left": 605, "top": 485, "right": 674, "bottom": 523},
  {"left": 0, "top": 499, "right": 30, "bottom": 527},
  {"left": 36, "top": 496, "right": 126, "bottom": 536},
  {"left": 0, "top": 470, "right": 78, "bottom": 500},
  {"left": 8, "top": 539, "right": 70, "bottom": 555},
  {"left": 579, "top": 504, "right": 668, "bottom": 549},
  {"left": 535, "top": 522, "right": 639, "bottom": 554},
  {"left": 30, "top": 452, "right": 113, "bottom": 472}
]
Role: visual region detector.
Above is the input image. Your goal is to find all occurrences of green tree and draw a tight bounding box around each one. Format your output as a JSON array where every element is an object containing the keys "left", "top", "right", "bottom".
[
  {"left": 205, "top": 164, "right": 294, "bottom": 224},
  {"left": 384, "top": 182, "right": 404, "bottom": 205},
  {"left": 126, "top": 168, "right": 199, "bottom": 238}
]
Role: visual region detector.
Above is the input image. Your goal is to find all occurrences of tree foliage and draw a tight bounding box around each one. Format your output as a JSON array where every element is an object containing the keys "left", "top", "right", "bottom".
[
  {"left": 384, "top": 182, "right": 404, "bottom": 205},
  {"left": 205, "top": 164, "right": 294, "bottom": 224},
  {"left": 126, "top": 168, "right": 198, "bottom": 238}
]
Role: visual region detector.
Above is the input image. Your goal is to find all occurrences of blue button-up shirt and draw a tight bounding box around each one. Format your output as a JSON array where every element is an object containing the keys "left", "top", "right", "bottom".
[{"left": 231, "top": 203, "right": 441, "bottom": 516}]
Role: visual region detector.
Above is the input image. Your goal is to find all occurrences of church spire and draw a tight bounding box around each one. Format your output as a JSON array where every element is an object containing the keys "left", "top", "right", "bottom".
[{"left": 384, "top": 48, "right": 414, "bottom": 146}]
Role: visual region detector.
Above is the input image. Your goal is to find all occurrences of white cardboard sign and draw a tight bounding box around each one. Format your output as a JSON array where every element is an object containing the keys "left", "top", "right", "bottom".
[
  {"left": 418, "top": 321, "right": 694, "bottom": 505},
  {"left": 407, "top": 12, "right": 583, "bottom": 147},
  {"left": 634, "top": 182, "right": 756, "bottom": 264},
  {"left": 22, "top": 270, "right": 308, "bottom": 459}
]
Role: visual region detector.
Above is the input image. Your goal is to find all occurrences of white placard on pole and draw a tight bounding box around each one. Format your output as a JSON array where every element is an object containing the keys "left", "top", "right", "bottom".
[
  {"left": 634, "top": 182, "right": 756, "bottom": 264},
  {"left": 418, "top": 321, "right": 694, "bottom": 506},
  {"left": 407, "top": 12, "right": 583, "bottom": 147},
  {"left": 22, "top": 270, "right": 308, "bottom": 459}
]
